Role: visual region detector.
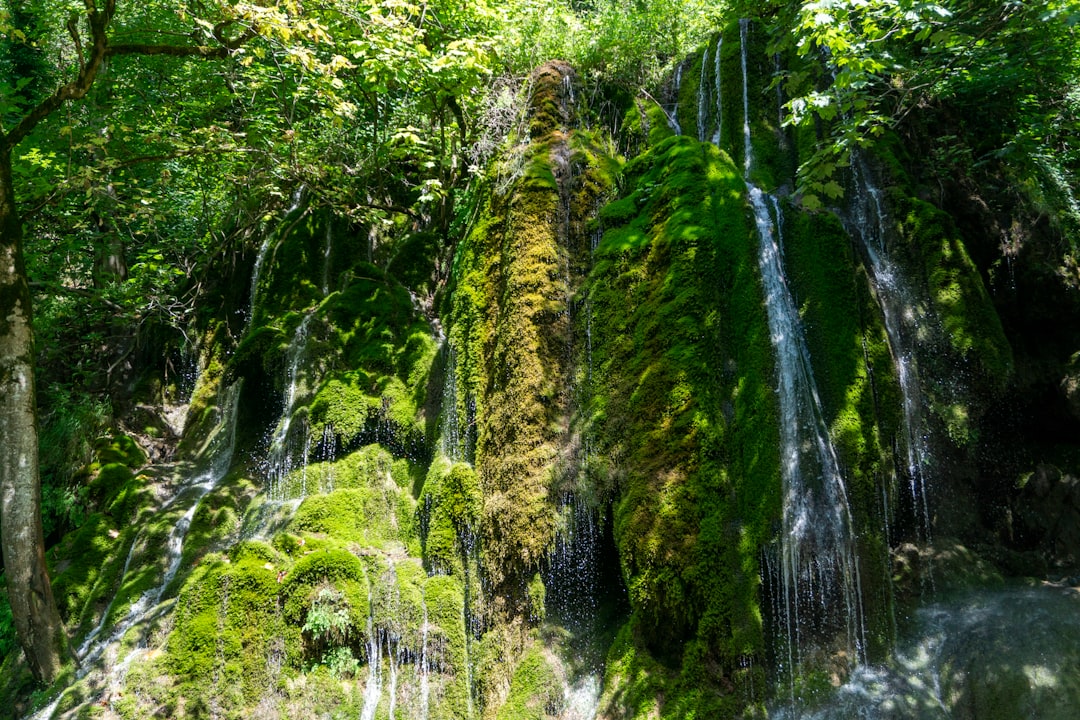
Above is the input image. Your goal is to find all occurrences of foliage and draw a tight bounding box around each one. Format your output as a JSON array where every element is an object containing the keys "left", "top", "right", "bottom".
[
  {"left": 303, "top": 586, "right": 358, "bottom": 676},
  {"left": 741, "top": 0, "right": 1080, "bottom": 209},
  {"left": 0, "top": 581, "right": 14, "bottom": 661},
  {"left": 496, "top": 0, "right": 723, "bottom": 88}
]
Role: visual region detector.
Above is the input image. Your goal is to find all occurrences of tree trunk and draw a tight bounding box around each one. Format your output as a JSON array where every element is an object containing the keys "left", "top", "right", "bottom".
[{"left": 0, "top": 144, "right": 69, "bottom": 683}]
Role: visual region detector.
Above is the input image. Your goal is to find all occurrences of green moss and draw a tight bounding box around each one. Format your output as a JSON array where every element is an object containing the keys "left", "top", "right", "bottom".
[
  {"left": 93, "top": 434, "right": 147, "bottom": 469},
  {"left": 177, "top": 323, "right": 234, "bottom": 462},
  {"left": 48, "top": 512, "right": 130, "bottom": 634},
  {"left": 167, "top": 553, "right": 291, "bottom": 711},
  {"left": 445, "top": 60, "right": 619, "bottom": 616},
  {"left": 423, "top": 573, "right": 471, "bottom": 719},
  {"left": 81, "top": 434, "right": 152, "bottom": 525},
  {"left": 288, "top": 487, "right": 415, "bottom": 552},
  {"left": 589, "top": 134, "right": 778, "bottom": 697},
  {"left": 231, "top": 202, "right": 438, "bottom": 474},
  {"left": 713, "top": 20, "right": 793, "bottom": 190},
  {"left": 599, "top": 622, "right": 765, "bottom": 720},
  {"left": 494, "top": 643, "right": 562, "bottom": 720},
  {"left": 879, "top": 191, "right": 1014, "bottom": 447},
  {"left": 178, "top": 472, "right": 257, "bottom": 576},
  {"left": 387, "top": 230, "right": 441, "bottom": 294},
  {"left": 249, "top": 207, "right": 333, "bottom": 327},
  {"left": 420, "top": 459, "right": 484, "bottom": 573},
  {"left": 272, "top": 447, "right": 421, "bottom": 553},
  {"left": 295, "top": 271, "right": 437, "bottom": 458},
  {"left": 894, "top": 194, "right": 1014, "bottom": 384}
]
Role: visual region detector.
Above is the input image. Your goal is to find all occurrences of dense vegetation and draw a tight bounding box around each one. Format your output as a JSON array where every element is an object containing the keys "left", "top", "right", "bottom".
[{"left": 1, "top": 0, "right": 1079, "bottom": 718}]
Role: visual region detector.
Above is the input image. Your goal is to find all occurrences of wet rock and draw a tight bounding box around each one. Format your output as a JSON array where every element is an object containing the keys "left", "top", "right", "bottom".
[
  {"left": 783, "top": 586, "right": 1080, "bottom": 720},
  {"left": 1014, "top": 464, "right": 1080, "bottom": 568}
]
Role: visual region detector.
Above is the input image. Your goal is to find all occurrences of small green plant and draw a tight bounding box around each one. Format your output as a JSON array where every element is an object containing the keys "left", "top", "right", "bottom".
[
  {"left": 0, "top": 586, "right": 15, "bottom": 660},
  {"left": 322, "top": 646, "right": 361, "bottom": 678},
  {"left": 303, "top": 586, "right": 357, "bottom": 676}
]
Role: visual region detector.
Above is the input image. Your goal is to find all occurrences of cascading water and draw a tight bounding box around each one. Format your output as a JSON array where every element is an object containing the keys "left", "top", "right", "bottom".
[
  {"left": 667, "top": 61, "right": 684, "bottom": 135},
  {"left": 712, "top": 36, "right": 723, "bottom": 145},
  {"left": 735, "top": 18, "right": 866, "bottom": 689},
  {"left": 697, "top": 46, "right": 710, "bottom": 142},
  {"left": 440, "top": 333, "right": 463, "bottom": 463},
  {"left": 27, "top": 382, "right": 242, "bottom": 720},
  {"left": 542, "top": 494, "right": 607, "bottom": 720},
  {"left": 844, "top": 158, "right": 934, "bottom": 542},
  {"left": 265, "top": 311, "right": 316, "bottom": 499},
  {"left": 264, "top": 221, "right": 334, "bottom": 500},
  {"left": 361, "top": 571, "right": 384, "bottom": 720},
  {"left": 247, "top": 186, "right": 305, "bottom": 332},
  {"left": 420, "top": 594, "right": 431, "bottom": 720}
]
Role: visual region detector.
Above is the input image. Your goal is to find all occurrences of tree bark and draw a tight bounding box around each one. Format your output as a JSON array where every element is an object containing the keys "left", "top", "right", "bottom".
[{"left": 0, "top": 144, "right": 69, "bottom": 683}]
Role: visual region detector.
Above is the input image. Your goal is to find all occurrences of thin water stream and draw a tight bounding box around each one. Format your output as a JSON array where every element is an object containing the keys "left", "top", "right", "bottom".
[
  {"left": 27, "top": 382, "right": 242, "bottom": 720},
  {"left": 844, "top": 158, "right": 934, "bottom": 542},
  {"left": 667, "top": 61, "right": 684, "bottom": 135},
  {"left": 736, "top": 18, "right": 867, "bottom": 691},
  {"left": 265, "top": 221, "right": 334, "bottom": 499}
]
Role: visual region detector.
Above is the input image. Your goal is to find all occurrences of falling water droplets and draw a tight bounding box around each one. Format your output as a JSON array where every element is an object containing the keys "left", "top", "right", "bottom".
[{"left": 735, "top": 18, "right": 867, "bottom": 695}]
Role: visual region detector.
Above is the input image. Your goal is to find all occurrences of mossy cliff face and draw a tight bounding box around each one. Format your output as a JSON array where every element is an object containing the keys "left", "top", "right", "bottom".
[
  {"left": 109, "top": 446, "right": 473, "bottom": 720},
  {"left": 445, "top": 61, "right": 616, "bottom": 615},
  {"left": 230, "top": 204, "right": 438, "bottom": 472},
  {"left": 13, "top": 16, "right": 1080, "bottom": 720},
  {"left": 593, "top": 25, "right": 920, "bottom": 714},
  {"left": 588, "top": 116, "right": 779, "bottom": 715}
]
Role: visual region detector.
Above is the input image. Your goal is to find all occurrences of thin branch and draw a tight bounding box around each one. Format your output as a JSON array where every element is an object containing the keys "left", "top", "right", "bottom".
[
  {"left": 5, "top": 0, "right": 117, "bottom": 148},
  {"left": 5, "top": 1, "right": 255, "bottom": 151},
  {"left": 28, "top": 281, "right": 126, "bottom": 314},
  {"left": 67, "top": 13, "right": 85, "bottom": 68}
]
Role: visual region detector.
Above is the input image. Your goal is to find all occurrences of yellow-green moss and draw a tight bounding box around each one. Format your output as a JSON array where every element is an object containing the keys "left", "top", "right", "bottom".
[
  {"left": 589, "top": 133, "right": 779, "bottom": 698},
  {"left": 494, "top": 643, "right": 562, "bottom": 720},
  {"left": 446, "top": 61, "right": 618, "bottom": 614},
  {"left": 893, "top": 193, "right": 1014, "bottom": 385},
  {"left": 599, "top": 622, "right": 765, "bottom": 720},
  {"left": 420, "top": 458, "right": 483, "bottom": 574}
]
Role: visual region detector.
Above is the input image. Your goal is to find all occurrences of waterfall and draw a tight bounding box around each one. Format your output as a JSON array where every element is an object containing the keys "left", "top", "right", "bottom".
[
  {"left": 248, "top": 234, "right": 273, "bottom": 329},
  {"left": 361, "top": 573, "right": 384, "bottom": 720},
  {"left": 264, "top": 219, "right": 334, "bottom": 500},
  {"left": 28, "top": 382, "right": 242, "bottom": 720},
  {"left": 542, "top": 495, "right": 605, "bottom": 720},
  {"left": 845, "top": 158, "right": 934, "bottom": 542},
  {"left": 546, "top": 495, "right": 601, "bottom": 636},
  {"left": 440, "top": 344, "right": 466, "bottom": 462},
  {"left": 265, "top": 311, "right": 316, "bottom": 500},
  {"left": 388, "top": 637, "right": 399, "bottom": 720},
  {"left": 321, "top": 220, "right": 334, "bottom": 296},
  {"left": 419, "top": 594, "right": 430, "bottom": 720},
  {"left": 697, "top": 46, "right": 710, "bottom": 142},
  {"left": 736, "top": 18, "right": 867, "bottom": 687},
  {"left": 712, "top": 36, "right": 723, "bottom": 145},
  {"left": 248, "top": 186, "right": 305, "bottom": 331},
  {"left": 667, "top": 61, "right": 684, "bottom": 135}
]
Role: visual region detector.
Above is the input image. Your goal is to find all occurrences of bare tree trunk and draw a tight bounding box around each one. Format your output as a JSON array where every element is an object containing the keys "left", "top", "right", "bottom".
[{"left": 0, "top": 144, "right": 68, "bottom": 683}]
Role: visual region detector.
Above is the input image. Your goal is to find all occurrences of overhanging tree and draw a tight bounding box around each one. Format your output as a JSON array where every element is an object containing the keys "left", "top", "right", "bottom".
[{"left": 0, "top": 0, "right": 253, "bottom": 683}]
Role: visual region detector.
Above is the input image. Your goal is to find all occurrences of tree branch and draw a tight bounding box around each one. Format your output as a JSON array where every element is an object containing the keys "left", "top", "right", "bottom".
[
  {"left": 28, "top": 281, "right": 126, "bottom": 314},
  {"left": 4, "top": 1, "right": 255, "bottom": 151},
  {"left": 5, "top": 0, "right": 116, "bottom": 149}
]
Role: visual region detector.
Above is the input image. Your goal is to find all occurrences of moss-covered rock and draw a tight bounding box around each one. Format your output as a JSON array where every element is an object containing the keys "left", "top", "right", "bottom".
[
  {"left": 589, "top": 132, "right": 778, "bottom": 703},
  {"left": 446, "top": 61, "right": 618, "bottom": 616}
]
